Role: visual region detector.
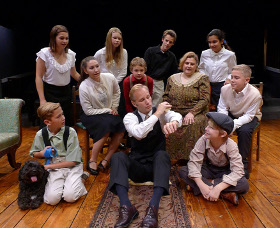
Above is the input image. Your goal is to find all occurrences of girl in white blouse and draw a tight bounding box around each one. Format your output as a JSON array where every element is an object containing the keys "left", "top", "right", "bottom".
[
  {"left": 199, "top": 29, "right": 237, "bottom": 110},
  {"left": 35, "top": 25, "right": 80, "bottom": 127},
  {"left": 79, "top": 56, "right": 125, "bottom": 175},
  {"left": 94, "top": 27, "right": 128, "bottom": 84}
]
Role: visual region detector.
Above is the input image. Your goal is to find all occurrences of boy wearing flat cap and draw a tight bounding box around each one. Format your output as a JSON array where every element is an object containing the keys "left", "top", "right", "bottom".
[{"left": 179, "top": 112, "right": 249, "bottom": 205}]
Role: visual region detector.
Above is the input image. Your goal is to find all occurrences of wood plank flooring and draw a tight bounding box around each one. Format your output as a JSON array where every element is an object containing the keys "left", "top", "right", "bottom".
[{"left": 0, "top": 119, "right": 279, "bottom": 227}]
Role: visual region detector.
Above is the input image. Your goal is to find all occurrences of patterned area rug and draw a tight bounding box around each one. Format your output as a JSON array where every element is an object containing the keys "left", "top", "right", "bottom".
[{"left": 89, "top": 168, "right": 191, "bottom": 228}]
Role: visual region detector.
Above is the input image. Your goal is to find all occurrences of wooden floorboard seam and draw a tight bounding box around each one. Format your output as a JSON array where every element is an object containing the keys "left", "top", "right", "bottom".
[
  {"left": 197, "top": 197, "right": 210, "bottom": 228},
  {"left": 249, "top": 177, "right": 280, "bottom": 213}
]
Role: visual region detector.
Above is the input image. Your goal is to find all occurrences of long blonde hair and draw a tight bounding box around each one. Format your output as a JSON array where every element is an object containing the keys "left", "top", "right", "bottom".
[{"left": 105, "top": 27, "right": 124, "bottom": 69}]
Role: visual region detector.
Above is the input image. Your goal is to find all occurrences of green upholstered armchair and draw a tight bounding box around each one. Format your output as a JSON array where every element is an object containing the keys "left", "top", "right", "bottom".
[{"left": 0, "top": 98, "right": 25, "bottom": 169}]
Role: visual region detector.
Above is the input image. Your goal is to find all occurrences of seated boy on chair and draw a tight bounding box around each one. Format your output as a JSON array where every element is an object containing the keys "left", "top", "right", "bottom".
[
  {"left": 179, "top": 112, "right": 249, "bottom": 206},
  {"left": 217, "top": 64, "right": 262, "bottom": 178}
]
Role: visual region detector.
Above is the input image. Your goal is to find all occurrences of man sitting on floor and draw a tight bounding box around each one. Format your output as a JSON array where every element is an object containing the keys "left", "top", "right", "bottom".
[{"left": 108, "top": 84, "right": 182, "bottom": 228}]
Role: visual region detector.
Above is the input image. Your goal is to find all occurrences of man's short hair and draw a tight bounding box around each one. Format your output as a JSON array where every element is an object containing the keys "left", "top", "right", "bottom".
[
  {"left": 129, "top": 84, "right": 149, "bottom": 102},
  {"left": 37, "top": 102, "right": 60, "bottom": 121},
  {"left": 162, "top": 29, "right": 177, "bottom": 42},
  {"left": 232, "top": 64, "right": 252, "bottom": 78}
]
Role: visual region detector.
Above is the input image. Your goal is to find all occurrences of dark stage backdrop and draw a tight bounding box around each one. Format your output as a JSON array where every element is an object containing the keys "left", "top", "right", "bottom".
[{"left": 0, "top": 1, "right": 279, "bottom": 92}]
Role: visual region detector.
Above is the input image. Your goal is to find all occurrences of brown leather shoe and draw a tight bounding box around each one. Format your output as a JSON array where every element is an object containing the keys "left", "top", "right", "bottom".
[
  {"left": 186, "top": 185, "right": 193, "bottom": 192},
  {"left": 141, "top": 206, "right": 158, "bottom": 228},
  {"left": 220, "top": 192, "right": 239, "bottom": 205},
  {"left": 114, "top": 205, "right": 139, "bottom": 228}
]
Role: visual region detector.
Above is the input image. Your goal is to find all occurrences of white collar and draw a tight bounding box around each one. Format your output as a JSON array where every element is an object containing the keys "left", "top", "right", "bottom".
[
  {"left": 210, "top": 46, "right": 225, "bottom": 57},
  {"left": 234, "top": 83, "right": 249, "bottom": 96}
]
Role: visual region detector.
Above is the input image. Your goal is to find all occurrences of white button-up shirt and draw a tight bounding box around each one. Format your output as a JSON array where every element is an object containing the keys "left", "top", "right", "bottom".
[
  {"left": 123, "top": 109, "right": 182, "bottom": 140},
  {"left": 199, "top": 47, "right": 237, "bottom": 83}
]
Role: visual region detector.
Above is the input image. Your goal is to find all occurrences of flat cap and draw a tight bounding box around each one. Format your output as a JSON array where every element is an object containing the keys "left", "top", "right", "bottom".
[{"left": 206, "top": 112, "right": 234, "bottom": 135}]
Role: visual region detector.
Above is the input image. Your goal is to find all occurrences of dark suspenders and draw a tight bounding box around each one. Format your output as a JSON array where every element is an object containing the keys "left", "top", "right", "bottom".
[
  {"left": 42, "top": 126, "right": 69, "bottom": 150},
  {"left": 204, "top": 140, "right": 230, "bottom": 169},
  {"left": 129, "top": 74, "right": 148, "bottom": 89}
]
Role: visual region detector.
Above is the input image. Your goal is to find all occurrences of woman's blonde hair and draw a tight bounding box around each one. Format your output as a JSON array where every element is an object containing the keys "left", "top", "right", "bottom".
[
  {"left": 37, "top": 102, "right": 61, "bottom": 121},
  {"left": 179, "top": 51, "right": 199, "bottom": 72},
  {"left": 105, "top": 27, "right": 123, "bottom": 69}
]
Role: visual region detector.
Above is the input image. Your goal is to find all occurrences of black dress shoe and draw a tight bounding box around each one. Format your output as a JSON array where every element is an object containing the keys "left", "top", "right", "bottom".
[
  {"left": 98, "top": 159, "right": 108, "bottom": 172},
  {"left": 87, "top": 161, "right": 99, "bottom": 175},
  {"left": 141, "top": 206, "right": 158, "bottom": 228},
  {"left": 114, "top": 205, "right": 139, "bottom": 228}
]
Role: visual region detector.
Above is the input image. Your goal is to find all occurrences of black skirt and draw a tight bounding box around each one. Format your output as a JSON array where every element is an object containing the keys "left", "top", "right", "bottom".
[
  {"left": 80, "top": 111, "right": 125, "bottom": 143},
  {"left": 43, "top": 81, "right": 72, "bottom": 126}
]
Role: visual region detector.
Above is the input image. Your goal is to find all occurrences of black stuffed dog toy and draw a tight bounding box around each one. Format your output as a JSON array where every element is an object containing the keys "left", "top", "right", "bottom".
[{"left": 18, "top": 160, "right": 49, "bottom": 210}]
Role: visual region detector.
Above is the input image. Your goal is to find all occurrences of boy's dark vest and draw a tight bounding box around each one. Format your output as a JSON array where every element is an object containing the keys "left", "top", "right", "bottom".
[
  {"left": 204, "top": 141, "right": 230, "bottom": 170},
  {"left": 42, "top": 126, "right": 69, "bottom": 150},
  {"left": 129, "top": 108, "right": 165, "bottom": 163}
]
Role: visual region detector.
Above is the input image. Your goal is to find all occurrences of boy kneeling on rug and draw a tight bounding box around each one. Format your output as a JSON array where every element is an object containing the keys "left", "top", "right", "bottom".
[
  {"left": 179, "top": 112, "right": 249, "bottom": 205},
  {"left": 30, "top": 102, "right": 88, "bottom": 205},
  {"left": 108, "top": 84, "right": 182, "bottom": 228}
]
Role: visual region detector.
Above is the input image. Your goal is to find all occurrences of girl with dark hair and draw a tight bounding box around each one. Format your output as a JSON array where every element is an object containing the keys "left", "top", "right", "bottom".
[
  {"left": 79, "top": 56, "right": 125, "bottom": 175},
  {"left": 199, "top": 29, "right": 237, "bottom": 110},
  {"left": 35, "top": 25, "right": 80, "bottom": 127}
]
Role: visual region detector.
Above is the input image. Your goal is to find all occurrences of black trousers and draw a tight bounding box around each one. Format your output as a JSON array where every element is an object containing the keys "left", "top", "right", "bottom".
[
  {"left": 108, "top": 150, "right": 171, "bottom": 196},
  {"left": 235, "top": 116, "right": 258, "bottom": 170},
  {"left": 178, "top": 164, "right": 249, "bottom": 196}
]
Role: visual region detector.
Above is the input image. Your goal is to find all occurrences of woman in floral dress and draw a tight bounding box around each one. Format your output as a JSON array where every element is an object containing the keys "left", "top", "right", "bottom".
[{"left": 163, "top": 51, "right": 210, "bottom": 162}]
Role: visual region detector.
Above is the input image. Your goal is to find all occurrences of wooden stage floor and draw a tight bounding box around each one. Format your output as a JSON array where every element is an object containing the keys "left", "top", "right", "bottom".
[{"left": 0, "top": 119, "right": 280, "bottom": 227}]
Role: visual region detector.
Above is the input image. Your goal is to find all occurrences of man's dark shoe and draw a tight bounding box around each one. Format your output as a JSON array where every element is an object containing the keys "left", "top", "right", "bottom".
[
  {"left": 141, "top": 206, "right": 158, "bottom": 228},
  {"left": 114, "top": 205, "right": 139, "bottom": 228},
  {"left": 220, "top": 192, "right": 239, "bottom": 206}
]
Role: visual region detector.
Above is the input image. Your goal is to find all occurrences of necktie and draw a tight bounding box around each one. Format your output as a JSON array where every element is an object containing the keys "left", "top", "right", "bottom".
[{"left": 145, "top": 115, "right": 150, "bottom": 120}]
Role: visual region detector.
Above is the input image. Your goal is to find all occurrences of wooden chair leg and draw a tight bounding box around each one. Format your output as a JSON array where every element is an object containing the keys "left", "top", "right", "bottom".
[
  {"left": 256, "top": 130, "right": 260, "bottom": 161},
  {"left": 84, "top": 130, "right": 90, "bottom": 164},
  {"left": 7, "top": 150, "right": 21, "bottom": 169},
  {"left": 248, "top": 145, "right": 252, "bottom": 173}
]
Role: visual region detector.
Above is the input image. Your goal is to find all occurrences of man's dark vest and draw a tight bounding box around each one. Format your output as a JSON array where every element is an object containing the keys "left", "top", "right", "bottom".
[{"left": 129, "top": 108, "right": 166, "bottom": 163}]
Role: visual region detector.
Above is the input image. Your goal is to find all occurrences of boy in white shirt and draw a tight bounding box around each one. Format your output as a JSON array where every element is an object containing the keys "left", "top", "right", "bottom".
[{"left": 218, "top": 64, "right": 262, "bottom": 178}]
